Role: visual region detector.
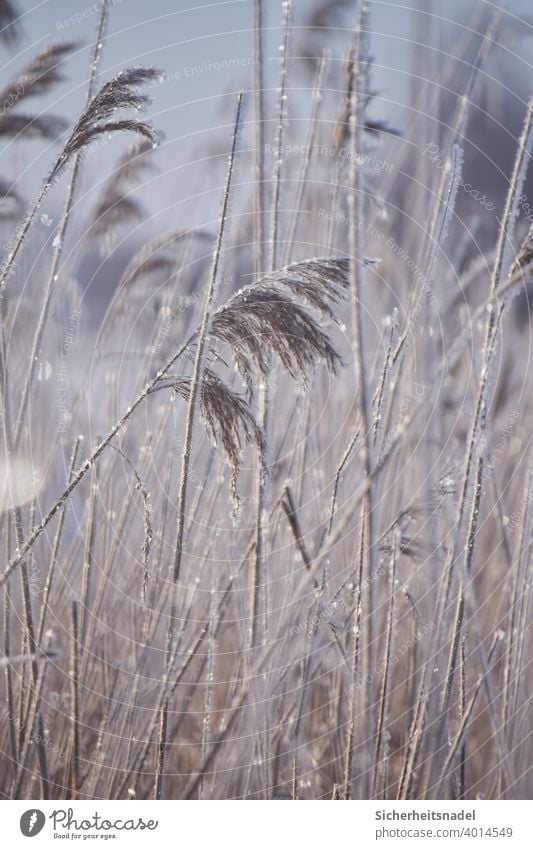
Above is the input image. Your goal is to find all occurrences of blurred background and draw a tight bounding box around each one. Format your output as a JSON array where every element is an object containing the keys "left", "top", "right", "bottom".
[
  {"left": 3, "top": 1, "right": 533, "bottom": 218},
  {"left": 2, "top": 1, "right": 533, "bottom": 318}
]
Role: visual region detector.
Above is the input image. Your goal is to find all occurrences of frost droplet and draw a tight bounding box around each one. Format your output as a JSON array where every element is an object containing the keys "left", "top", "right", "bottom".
[
  {"left": 37, "top": 361, "right": 52, "bottom": 381},
  {"left": 40, "top": 214, "right": 53, "bottom": 227}
]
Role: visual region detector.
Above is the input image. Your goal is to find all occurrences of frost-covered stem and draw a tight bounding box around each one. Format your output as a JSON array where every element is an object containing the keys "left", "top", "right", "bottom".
[
  {"left": 392, "top": 143, "right": 463, "bottom": 367},
  {"left": 251, "top": 0, "right": 291, "bottom": 649},
  {"left": 510, "top": 528, "right": 533, "bottom": 713},
  {"left": 153, "top": 700, "right": 168, "bottom": 800},
  {"left": 268, "top": 1, "right": 290, "bottom": 274},
  {"left": 458, "top": 636, "right": 467, "bottom": 798},
  {"left": 372, "top": 310, "right": 397, "bottom": 447},
  {"left": 430, "top": 589, "right": 464, "bottom": 789},
  {"left": 250, "top": 390, "right": 267, "bottom": 648},
  {"left": 348, "top": 0, "right": 371, "bottom": 482},
  {"left": 85, "top": 674, "right": 119, "bottom": 798},
  {"left": 115, "top": 627, "right": 207, "bottom": 799},
  {"left": 36, "top": 437, "right": 81, "bottom": 646},
  {"left": 447, "top": 594, "right": 466, "bottom": 698},
  {"left": 0, "top": 180, "right": 50, "bottom": 298},
  {"left": 0, "top": 158, "right": 67, "bottom": 420},
  {"left": 372, "top": 528, "right": 399, "bottom": 797},
  {"left": 343, "top": 506, "right": 365, "bottom": 799},
  {"left": 326, "top": 43, "right": 352, "bottom": 252},
  {"left": 200, "top": 564, "right": 218, "bottom": 798},
  {"left": 170, "top": 92, "right": 243, "bottom": 589},
  {"left": 463, "top": 451, "right": 484, "bottom": 576},
  {"left": 503, "top": 460, "right": 533, "bottom": 729},
  {"left": 396, "top": 668, "right": 427, "bottom": 798},
  {"left": 82, "top": 437, "right": 153, "bottom": 670},
  {"left": 392, "top": 9, "right": 498, "bottom": 369},
  {"left": 325, "top": 429, "right": 359, "bottom": 540},
  {"left": 435, "top": 634, "right": 500, "bottom": 794},
  {"left": 450, "top": 99, "right": 533, "bottom": 572},
  {"left": 282, "top": 485, "right": 312, "bottom": 569},
  {"left": 13, "top": 1, "right": 108, "bottom": 450},
  {"left": 0, "top": 178, "right": 47, "bottom": 434},
  {"left": 253, "top": 0, "right": 266, "bottom": 275},
  {"left": 79, "top": 460, "right": 98, "bottom": 649},
  {"left": 407, "top": 99, "right": 533, "bottom": 798},
  {"left": 293, "top": 564, "right": 328, "bottom": 746},
  {"left": 2, "top": 421, "right": 50, "bottom": 794},
  {"left": 282, "top": 52, "right": 328, "bottom": 265},
  {"left": 18, "top": 438, "right": 81, "bottom": 759},
  {"left": 347, "top": 0, "right": 376, "bottom": 741},
  {"left": 3, "top": 544, "right": 17, "bottom": 766},
  {"left": 11, "top": 647, "right": 50, "bottom": 797},
  {"left": 69, "top": 601, "right": 81, "bottom": 800}
]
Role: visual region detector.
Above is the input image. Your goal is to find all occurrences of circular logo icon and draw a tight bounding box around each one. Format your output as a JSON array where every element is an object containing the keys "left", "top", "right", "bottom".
[{"left": 20, "top": 810, "right": 46, "bottom": 837}]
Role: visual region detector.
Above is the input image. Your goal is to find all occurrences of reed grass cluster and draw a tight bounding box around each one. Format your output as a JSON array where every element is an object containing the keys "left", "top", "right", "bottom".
[{"left": 0, "top": 0, "right": 532, "bottom": 800}]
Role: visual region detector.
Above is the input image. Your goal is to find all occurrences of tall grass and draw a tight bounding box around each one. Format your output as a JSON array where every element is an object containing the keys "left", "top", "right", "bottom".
[{"left": 0, "top": 0, "right": 532, "bottom": 800}]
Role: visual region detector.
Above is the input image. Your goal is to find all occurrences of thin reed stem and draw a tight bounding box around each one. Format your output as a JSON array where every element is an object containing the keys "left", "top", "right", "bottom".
[
  {"left": 167, "top": 92, "right": 243, "bottom": 657},
  {"left": 250, "top": 0, "right": 291, "bottom": 649},
  {"left": 69, "top": 601, "right": 81, "bottom": 800},
  {"left": 13, "top": 0, "right": 108, "bottom": 450}
]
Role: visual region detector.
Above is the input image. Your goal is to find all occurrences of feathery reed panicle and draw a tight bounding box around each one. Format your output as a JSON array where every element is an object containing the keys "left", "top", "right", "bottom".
[
  {"left": 0, "top": 42, "right": 79, "bottom": 289},
  {"left": 50, "top": 67, "right": 161, "bottom": 179},
  {"left": 0, "top": 31, "right": 141, "bottom": 304},
  {"left": 155, "top": 368, "right": 263, "bottom": 508},
  {"left": 210, "top": 271, "right": 344, "bottom": 388},
  {"left": 0, "top": 40, "right": 75, "bottom": 137},
  {"left": 0, "top": 262, "right": 343, "bottom": 596},
  {"left": 0, "top": 41, "right": 79, "bottom": 105}
]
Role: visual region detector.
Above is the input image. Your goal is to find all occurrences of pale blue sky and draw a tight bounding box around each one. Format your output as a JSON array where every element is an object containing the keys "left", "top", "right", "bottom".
[{"left": 2, "top": 1, "right": 532, "bottom": 232}]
